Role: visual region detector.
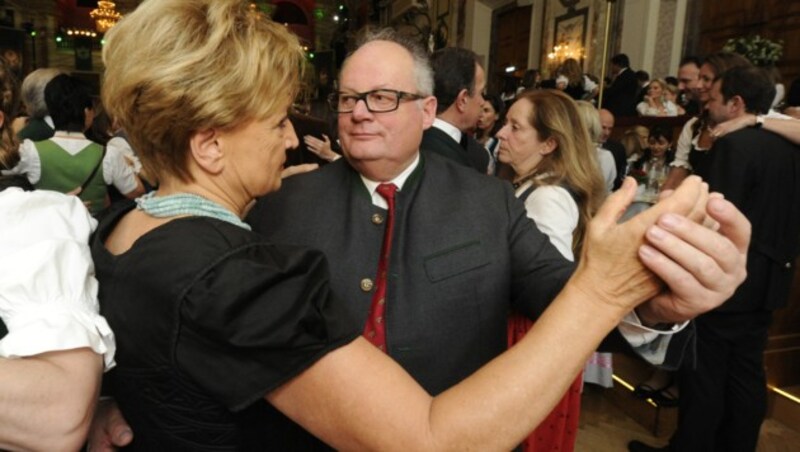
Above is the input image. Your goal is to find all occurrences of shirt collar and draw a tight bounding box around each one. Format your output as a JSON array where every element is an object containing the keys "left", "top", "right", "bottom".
[
  {"left": 432, "top": 118, "right": 462, "bottom": 144},
  {"left": 52, "top": 130, "right": 88, "bottom": 139},
  {"left": 360, "top": 153, "right": 420, "bottom": 209},
  {"left": 44, "top": 115, "right": 54, "bottom": 129}
]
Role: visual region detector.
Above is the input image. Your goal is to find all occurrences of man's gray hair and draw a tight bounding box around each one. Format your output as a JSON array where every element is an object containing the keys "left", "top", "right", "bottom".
[
  {"left": 21, "top": 68, "right": 64, "bottom": 119},
  {"left": 346, "top": 27, "right": 434, "bottom": 96}
]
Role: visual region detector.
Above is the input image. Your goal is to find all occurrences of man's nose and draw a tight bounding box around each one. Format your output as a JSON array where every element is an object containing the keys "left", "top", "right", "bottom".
[{"left": 351, "top": 98, "right": 373, "bottom": 120}]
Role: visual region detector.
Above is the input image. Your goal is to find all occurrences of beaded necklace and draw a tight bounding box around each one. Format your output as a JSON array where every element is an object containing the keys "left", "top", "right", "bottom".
[{"left": 135, "top": 192, "right": 251, "bottom": 230}]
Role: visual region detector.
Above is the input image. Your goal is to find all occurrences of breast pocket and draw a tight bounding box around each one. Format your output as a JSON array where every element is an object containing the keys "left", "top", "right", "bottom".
[{"left": 423, "top": 240, "right": 490, "bottom": 282}]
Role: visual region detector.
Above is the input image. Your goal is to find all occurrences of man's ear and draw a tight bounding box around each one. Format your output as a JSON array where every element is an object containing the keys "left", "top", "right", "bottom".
[
  {"left": 455, "top": 88, "right": 470, "bottom": 113},
  {"left": 421, "top": 96, "right": 438, "bottom": 129},
  {"left": 731, "top": 95, "right": 747, "bottom": 114},
  {"left": 189, "top": 128, "right": 224, "bottom": 175}
]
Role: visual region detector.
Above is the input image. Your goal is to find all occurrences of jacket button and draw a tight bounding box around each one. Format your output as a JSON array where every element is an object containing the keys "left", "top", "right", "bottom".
[
  {"left": 360, "top": 278, "right": 374, "bottom": 291},
  {"left": 371, "top": 213, "right": 384, "bottom": 225},
  {"left": 786, "top": 262, "right": 792, "bottom": 269}
]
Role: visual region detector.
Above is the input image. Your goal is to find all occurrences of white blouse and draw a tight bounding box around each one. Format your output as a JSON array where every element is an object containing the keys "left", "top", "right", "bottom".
[
  {"left": 636, "top": 99, "right": 679, "bottom": 117},
  {"left": 515, "top": 180, "right": 578, "bottom": 261},
  {"left": 0, "top": 188, "right": 115, "bottom": 370}
]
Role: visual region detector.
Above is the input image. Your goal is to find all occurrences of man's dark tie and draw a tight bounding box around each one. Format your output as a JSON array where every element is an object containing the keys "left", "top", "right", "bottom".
[
  {"left": 363, "top": 182, "right": 397, "bottom": 351},
  {"left": 459, "top": 133, "right": 469, "bottom": 150}
]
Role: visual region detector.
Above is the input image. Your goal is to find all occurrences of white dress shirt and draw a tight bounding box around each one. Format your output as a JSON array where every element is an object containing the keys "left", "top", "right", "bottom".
[
  {"left": 360, "top": 154, "right": 420, "bottom": 209},
  {"left": 431, "top": 118, "right": 462, "bottom": 144}
]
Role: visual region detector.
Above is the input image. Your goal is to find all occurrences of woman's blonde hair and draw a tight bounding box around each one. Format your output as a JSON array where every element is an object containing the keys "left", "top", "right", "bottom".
[
  {"left": 620, "top": 130, "right": 643, "bottom": 158},
  {"left": 648, "top": 79, "right": 668, "bottom": 100},
  {"left": 515, "top": 90, "right": 606, "bottom": 252},
  {"left": 102, "top": 0, "right": 305, "bottom": 182},
  {"left": 664, "top": 82, "right": 680, "bottom": 97},
  {"left": 574, "top": 100, "right": 602, "bottom": 144}
]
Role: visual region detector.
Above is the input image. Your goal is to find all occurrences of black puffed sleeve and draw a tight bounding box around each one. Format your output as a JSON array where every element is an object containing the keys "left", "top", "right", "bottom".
[{"left": 176, "top": 242, "right": 360, "bottom": 412}]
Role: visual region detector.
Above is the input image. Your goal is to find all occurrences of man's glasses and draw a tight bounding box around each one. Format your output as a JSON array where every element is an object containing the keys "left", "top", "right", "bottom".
[{"left": 328, "top": 89, "right": 424, "bottom": 113}]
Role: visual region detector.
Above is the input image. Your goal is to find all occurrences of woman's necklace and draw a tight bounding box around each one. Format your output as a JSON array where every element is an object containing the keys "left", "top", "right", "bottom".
[{"left": 135, "top": 192, "right": 251, "bottom": 230}]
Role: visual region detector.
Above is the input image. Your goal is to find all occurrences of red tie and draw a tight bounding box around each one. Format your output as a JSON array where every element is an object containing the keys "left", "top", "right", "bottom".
[{"left": 363, "top": 183, "right": 397, "bottom": 351}]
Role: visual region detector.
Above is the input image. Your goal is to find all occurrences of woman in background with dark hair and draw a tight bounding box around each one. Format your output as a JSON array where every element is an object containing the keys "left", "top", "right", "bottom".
[
  {"left": 475, "top": 93, "right": 505, "bottom": 174},
  {"left": 475, "top": 94, "right": 505, "bottom": 146},
  {"left": 632, "top": 124, "right": 676, "bottom": 173}
]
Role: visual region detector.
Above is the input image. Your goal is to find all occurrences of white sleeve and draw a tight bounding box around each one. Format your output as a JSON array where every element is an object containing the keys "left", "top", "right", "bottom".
[
  {"left": 670, "top": 117, "right": 697, "bottom": 170},
  {"left": 583, "top": 75, "right": 598, "bottom": 92},
  {"left": 1, "top": 139, "right": 41, "bottom": 184},
  {"left": 597, "top": 149, "right": 617, "bottom": 192},
  {"left": 0, "top": 189, "right": 115, "bottom": 371},
  {"left": 772, "top": 83, "right": 785, "bottom": 108},
  {"left": 617, "top": 311, "right": 689, "bottom": 365},
  {"left": 765, "top": 110, "right": 796, "bottom": 120},
  {"left": 523, "top": 185, "right": 577, "bottom": 261},
  {"left": 636, "top": 102, "right": 650, "bottom": 116},
  {"left": 106, "top": 136, "right": 142, "bottom": 174},
  {"left": 103, "top": 146, "right": 139, "bottom": 195},
  {"left": 665, "top": 101, "right": 679, "bottom": 116}
]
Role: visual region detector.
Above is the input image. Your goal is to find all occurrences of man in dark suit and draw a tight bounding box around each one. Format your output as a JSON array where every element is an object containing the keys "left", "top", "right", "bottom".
[
  {"left": 248, "top": 30, "right": 751, "bottom": 397},
  {"left": 631, "top": 67, "right": 800, "bottom": 452},
  {"left": 420, "top": 47, "right": 490, "bottom": 174},
  {"left": 603, "top": 54, "right": 639, "bottom": 117}
]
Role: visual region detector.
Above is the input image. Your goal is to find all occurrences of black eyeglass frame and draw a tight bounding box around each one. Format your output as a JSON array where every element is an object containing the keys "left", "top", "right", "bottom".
[{"left": 327, "top": 89, "right": 426, "bottom": 113}]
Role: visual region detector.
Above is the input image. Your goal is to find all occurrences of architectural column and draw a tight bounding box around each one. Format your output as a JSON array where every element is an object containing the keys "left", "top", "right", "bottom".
[
  {"left": 468, "top": 0, "right": 494, "bottom": 64},
  {"left": 619, "top": 0, "right": 661, "bottom": 74},
  {"left": 526, "top": 0, "right": 545, "bottom": 72}
]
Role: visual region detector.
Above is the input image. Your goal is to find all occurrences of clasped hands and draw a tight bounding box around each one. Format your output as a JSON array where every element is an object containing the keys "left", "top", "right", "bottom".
[{"left": 575, "top": 175, "right": 749, "bottom": 326}]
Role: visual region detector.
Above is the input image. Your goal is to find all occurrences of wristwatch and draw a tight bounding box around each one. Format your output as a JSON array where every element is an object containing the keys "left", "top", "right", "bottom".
[{"left": 753, "top": 114, "right": 765, "bottom": 129}]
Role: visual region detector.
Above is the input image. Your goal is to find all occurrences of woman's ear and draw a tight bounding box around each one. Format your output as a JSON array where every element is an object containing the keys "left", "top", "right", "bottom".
[
  {"left": 540, "top": 136, "right": 558, "bottom": 155},
  {"left": 0, "top": 110, "right": 5, "bottom": 130},
  {"left": 189, "top": 128, "right": 224, "bottom": 175}
]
